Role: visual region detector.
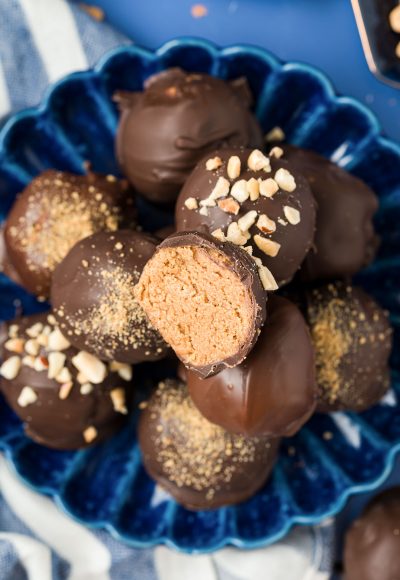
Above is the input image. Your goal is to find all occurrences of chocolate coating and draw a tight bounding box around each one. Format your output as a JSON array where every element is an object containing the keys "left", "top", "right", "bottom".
[
  {"left": 175, "top": 147, "right": 316, "bottom": 286},
  {"left": 154, "top": 225, "right": 176, "bottom": 241},
  {"left": 0, "top": 313, "right": 133, "bottom": 449},
  {"left": 0, "top": 226, "right": 24, "bottom": 287},
  {"left": 186, "top": 295, "right": 316, "bottom": 437},
  {"left": 115, "top": 68, "right": 263, "bottom": 204},
  {"left": 138, "top": 379, "right": 279, "bottom": 510},
  {"left": 344, "top": 487, "right": 400, "bottom": 580},
  {"left": 135, "top": 230, "right": 267, "bottom": 378},
  {"left": 51, "top": 230, "right": 168, "bottom": 363},
  {"left": 3, "top": 170, "right": 136, "bottom": 298},
  {"left": 304, "top": 282, "right": 392, "bottom": 412},
  {"left": 283, "top": 146, "right": 379, "bottom": 281}
]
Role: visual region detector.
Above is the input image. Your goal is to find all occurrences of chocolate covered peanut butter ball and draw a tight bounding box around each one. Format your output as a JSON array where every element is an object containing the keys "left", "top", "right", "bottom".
[
  {"left": 135, "top": 230, "right": 267, "bottom": 378},
  {"left": 283, "top": 146, "right": 379, "bottom": 281},
  {"left": 115, "top": 68, "right": 263, "bottom": 203},
  {"left": 175, "top": 147, "right": 316, "bottom": 287},
  {"left": 0, "top": 313, "right": 133, "bottom": 449},
  {"left": 51, "top": 230, "right": 168, "bottom": 364},
  {"left": 185, "top": 295, "right": 316, "bottom": 438},
  {"left": 305, "top": 282, "right": 392, "bottom": 412},
  {"left": 344, "top": 487, "right": 400, "bottom": 580},
  {"left": 138, "top": 379, "right": 279, "bottom": 510},
  {"left": 2, "top": 170, "right": 136, "bottom": 298}
]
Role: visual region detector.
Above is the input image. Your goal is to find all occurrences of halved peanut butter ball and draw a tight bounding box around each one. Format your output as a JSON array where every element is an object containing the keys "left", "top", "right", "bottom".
[
  {"left": 185, "top": 295, "right": 316, "bottom": 437},
  {"left": 134, "top": 231, "right": 267, "bottom": 378}
]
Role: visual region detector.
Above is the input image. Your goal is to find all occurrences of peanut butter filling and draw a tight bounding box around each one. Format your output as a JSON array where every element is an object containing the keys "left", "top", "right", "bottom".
[{"left": 135, "top": 245, "right": 255, "bottom": 367}]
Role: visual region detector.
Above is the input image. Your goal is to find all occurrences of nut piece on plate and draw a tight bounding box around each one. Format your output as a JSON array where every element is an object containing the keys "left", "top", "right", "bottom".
[{"left": 134, "top": 230, "right": 267, "bottom": 378}]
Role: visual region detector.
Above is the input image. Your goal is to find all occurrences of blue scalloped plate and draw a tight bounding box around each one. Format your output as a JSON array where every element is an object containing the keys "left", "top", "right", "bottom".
[{"left": 0, "top": 38, "right": 399, "bottom": 553}]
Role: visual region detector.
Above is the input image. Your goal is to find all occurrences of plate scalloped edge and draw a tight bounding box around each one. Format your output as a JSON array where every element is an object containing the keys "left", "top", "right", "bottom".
[{"left": 0, "top": 37, "right": 399, "bottom": 553}]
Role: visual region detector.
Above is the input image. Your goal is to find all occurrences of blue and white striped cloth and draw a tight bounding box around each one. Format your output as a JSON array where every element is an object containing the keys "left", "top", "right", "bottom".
[
  {"left": 0, "top": 1, "right": 334, "bottom": 578},
  {"left": 0, "top": 452, "right": 334, "bottom": 580},
  {"left": 0, "top": 0, "right": 130, "bottom": 125}
]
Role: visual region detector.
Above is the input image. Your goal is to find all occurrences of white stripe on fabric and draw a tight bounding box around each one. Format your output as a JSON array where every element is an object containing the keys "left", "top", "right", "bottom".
[
  {"left": 154, "top": 546, "right": 218, "bottom": 580},
  {"left": 0, "top": 532, "right": 52, "bottom": 580},
  {"left": 213, "top": 527, "right": 322, "bottom": 580},
  {"left": 0, "top": 456, "right": 111, "bottom": 580},
  {"left": 331, "top": 413, "right": 361, "bottom": 448},
  {"left": 18, "top": 0, "right": 88, "bottom": 83},
  {"left": 0, "top": 62, "right": 11, "bottom": 119}
]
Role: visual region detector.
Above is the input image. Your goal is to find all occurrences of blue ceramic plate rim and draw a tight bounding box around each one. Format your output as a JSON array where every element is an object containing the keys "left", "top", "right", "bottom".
[
  {"left": 0, "top": 37, "right": 399, "bottom": 552},
  {"left": 3, "top": 437, "right": 400, "bottom": 552}
]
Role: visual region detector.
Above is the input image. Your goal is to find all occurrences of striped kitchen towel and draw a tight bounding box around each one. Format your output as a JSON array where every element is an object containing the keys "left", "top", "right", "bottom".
[
  {"left": 0, "top": 0, "right": 130, "bottom": 125},
  {"left": 0, "top": 1, "right": 335, "bottom": 578},
  {"left": 0, "top": 453, "right": 334, "bottom": 580}
]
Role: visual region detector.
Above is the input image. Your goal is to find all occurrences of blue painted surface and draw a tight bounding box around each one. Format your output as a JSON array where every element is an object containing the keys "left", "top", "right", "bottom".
[
  {"left": 0, "top": 40, "right": 399, "bottom": 552},
  {"left": 93, "top": 0, "right": 400, "bottom": 143}
]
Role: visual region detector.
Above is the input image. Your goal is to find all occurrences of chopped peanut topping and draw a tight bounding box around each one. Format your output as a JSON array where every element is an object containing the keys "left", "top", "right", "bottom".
[
  {"left": 72, "top": 351, "right": 107, "bottom": 384},
  {"left": 227, "top": 155, "right": 241, "bottom": 180},
  {"left": 269, "top": 146, "right": 284, "bottom": 159},
  {"left": 110, "top": 388, "right": 128, "bottom": 414},
  {"left": 247, "top": 149, "right": 271, "bottom": 172},
  {"left": 59, "top": 382, "right": 73, "bottom": 400},
  {"left": 226, "top": 222, "right": 249, "bottom": 245},
  {"left": 258, "top": 266, "right": 279, "bottom": 291},
  {"left": 275, "top": 168, "right": 296, "bottom": 192},
  {"left": 238, "top": 211, "right": 257, "bottom": 233},
  {"left": 206, "top": 156, "right": 223, "bottom": 171},
  {"left": 25, "top": 339, "right": 40, "bottom": 356},
  {"left": 210, "top": 177, "right": 230, "bottom": 201},
  {"left": 83, "top": 426, "right": 98, "bottom": 443},
  {"left": 254, "top": 235, "right": 281, "bottom": 257},
  {"left": 0, "top": 356, "right": 21, "bottom": 380},
  {"left": 265, "top": 126, "right": 285, "bottom": 142},
  {"left": 283, "top": 205, "right": 301, "bottom": 225},
  {"left": 4, "top": 338, "right": 25, "bottom": 354},
  {"left": 246, "top": 178, "right": 259, "bottom": 201},
  {"left": 18, "top": 386, "right": 37, "bottom": 407},
  {"left": 390, "top": 5, "right": 400, "bottom": 33},
  {"left": 184, "top": 197, "right": 198, "bottom": 210},
  {"left": 211, "top": 229, "right": 226, "bottom": 242},
  {"left": 218, "top": 198, "right": 240, "bottom": 215},
  {"left": 259, "top": 178, "right": 279, "bottom": 198},
  {"left": 257, "top": 214, "right": 276, "bottom": 234},
  {"left": 230, "top": 180, "right": 249, "bottom": 203}
]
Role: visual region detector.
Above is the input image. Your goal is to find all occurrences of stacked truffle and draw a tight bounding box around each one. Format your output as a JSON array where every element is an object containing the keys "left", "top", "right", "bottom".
[
  {"left": 115, "top": 68, "right": 263, "bottom": 203},
  {"left": 343, "top": 487, "right": 400, "bottom": 580},
  {"left": 0, "top": 170, "right": 166, "bottom": 450},
  {"left": 0, "top": 312, "right": 133, "bottom": 449},
  {"left": 0, "top": 67, "right": 394, "bottom": 511},
  {"left": 175, "top": 147, "right": 316, "bottom": 287},
  {"left": 51, "top": 230, "right": 168, "bottom": 364},
  {"left": 139, "top": 379, "right": 279, "bottom": 510},
  {"left": 1, "top": 170, "right": 136, "bottom": 299}
]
